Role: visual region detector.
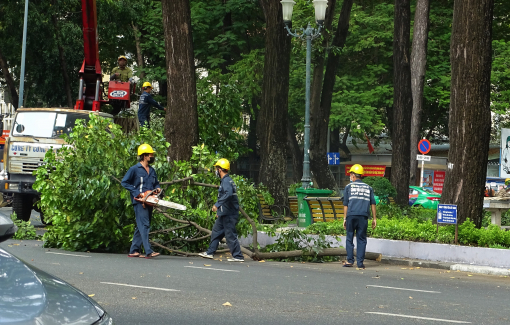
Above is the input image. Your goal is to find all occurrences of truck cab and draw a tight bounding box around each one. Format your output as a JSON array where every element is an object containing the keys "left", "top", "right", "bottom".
[{"left": 0, "top": 108, "right": 113, "bottom": 222}]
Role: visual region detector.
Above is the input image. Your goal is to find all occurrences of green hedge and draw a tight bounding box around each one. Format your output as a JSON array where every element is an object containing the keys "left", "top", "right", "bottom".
[{"left": 304, "top": 206, "right": 510, "bottom": 249}]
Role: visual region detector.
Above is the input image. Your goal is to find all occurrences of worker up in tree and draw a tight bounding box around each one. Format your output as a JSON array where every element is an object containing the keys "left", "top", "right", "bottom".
[
  {"left": 110, "top": 55, "right": 133, "bottom": 82},
  {"left": 121, "top": 144, "right": 162, "bottom": 259},
  {"left": 342, "top": 164, "right": 377, "bottom": 269},
  {"left": 199, "top": 159, "right": 245, "bottom": 262},
  {"left": 138, "top": 82, "right": 166, "bottom": 128}
]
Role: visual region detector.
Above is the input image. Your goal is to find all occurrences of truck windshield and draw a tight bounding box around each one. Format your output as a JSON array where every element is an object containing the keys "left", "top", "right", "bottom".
[{"left": 12, "top": 112, "right": 91, "bottom": 138}]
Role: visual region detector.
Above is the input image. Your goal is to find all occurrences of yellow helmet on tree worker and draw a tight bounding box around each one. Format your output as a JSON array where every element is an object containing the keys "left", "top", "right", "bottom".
[
  {"left": 138, "top": 144, "right": 155, "bottom": 156},
  {"left": 142, "top": 82, "right": 152, "bottom": 89},
  {"left": 349, "top": 164, "right": 364, "bottom": 176},
  {"left": 214, "top": 158, "right": 230, "bottom": 171}
]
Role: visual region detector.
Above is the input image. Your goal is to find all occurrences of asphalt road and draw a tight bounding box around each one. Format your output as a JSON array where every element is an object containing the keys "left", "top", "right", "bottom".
[{"left": 2, "top": 210, "right": 510, "bottom": 324}]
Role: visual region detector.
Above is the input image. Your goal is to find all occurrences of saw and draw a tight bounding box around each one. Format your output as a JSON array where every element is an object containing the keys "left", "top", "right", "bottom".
[{"left": 135, "top": 190, "right": 187, "bottom": 211}]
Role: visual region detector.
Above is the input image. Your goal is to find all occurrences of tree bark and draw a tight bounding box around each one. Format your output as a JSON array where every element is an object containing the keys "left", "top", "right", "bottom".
[
  {"left": 0, "top": 47, "right": 19, "bottom": 109},
  {"left": 51, "top": 4, "right": 73, "bottom": 108},
  {"left": 257, "top": 0, "right": 291, "bottom": 206},
  {"left": 330, "top": 128, "right": 340, "bottom": 153},
  {"left": 391, "top": 0, "right": 413, "bottom": 205},
  {"left": 132, "top": 23, "right": 145, "bottom": 80},
  {"left": 161, "top": 0, "right": 199, "bottom": 162},
  {"left": 309, "top": 0, "right": 354, "bottom": 191},
  {"left": 288, "top": 122, "right": 303, "bottom": 184},
  {"left": 409, "top": 0, "right": 430, "bottom": 186},
  {"left": 441, "top": 0, "right": 494, "bottom": 227}
]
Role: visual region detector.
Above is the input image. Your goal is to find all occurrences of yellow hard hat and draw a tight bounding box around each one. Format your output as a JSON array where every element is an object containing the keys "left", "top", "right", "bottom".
[
  {"left": 142, "top": 82, "right": 152, "bottom": 89},
  {"left": 505, "top": 178, "right": 510, "bottom": 185},
  {"left": 349, "top": 164, "right": 364, "bottom": 175},
  {"left": 138, "top": 144, "right": 155, "bottom": 156},
  {"left": 214, "top": 158, "right": 230, "bottom": 171},
  {"left": 118, "top": 55, "right": 127, "bottom": 61}
]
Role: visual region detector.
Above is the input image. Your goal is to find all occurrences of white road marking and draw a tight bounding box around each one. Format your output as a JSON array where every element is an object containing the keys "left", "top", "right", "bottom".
[
  {"left": 365, "top": 312, "right": 471, "bottom": 323},
  {"left": 366, "top": 285, "right": 440, "bottom": 293},
  {"left": 184, "top": 266, "right": 240, "bottom": 272},
  {"left": 100, "top": 282, "right": 180, "bottom": 292},
  {"left": 46, "top": 252, "right": 91, "bottom": 258}
]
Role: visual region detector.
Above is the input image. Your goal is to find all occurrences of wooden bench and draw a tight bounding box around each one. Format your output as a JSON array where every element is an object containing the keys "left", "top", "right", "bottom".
[
  {"left": 288, "top": 196, "right": 298, "bottom": 217},
  {"left": 304, "top": 197, "right": 344, "bottom": 223},
  {"left": 257, "top": 194, "right": 295, "bottom": 223}
]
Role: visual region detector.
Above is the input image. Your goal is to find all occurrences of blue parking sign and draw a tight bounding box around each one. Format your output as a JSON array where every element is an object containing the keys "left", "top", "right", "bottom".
[
  {"left": 437, "top": 204, "right": 457, "bottom": 224},
  {"left": 327, "top": 152, "right": 340, "bottom": 165}
]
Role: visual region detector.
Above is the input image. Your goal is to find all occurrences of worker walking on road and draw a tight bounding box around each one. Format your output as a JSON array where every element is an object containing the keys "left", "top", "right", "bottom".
[
  {"left": 342, "top": 164, "right": 377, "bottom": 269},
  {"left": 138, "top": 82, "right": 165, "bottom": 128},
  {"left": 121, "top": 144, "right": 162, "bottom": 259},
  {"left": 110, "top": 55, "right": 133, "bottom": 82},
  {"left": 199, "top": 159, "right": 244, "bottom": 262}
]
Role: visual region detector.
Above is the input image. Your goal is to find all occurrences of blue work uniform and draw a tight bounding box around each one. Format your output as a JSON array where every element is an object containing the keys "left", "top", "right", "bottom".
[
  {"left": 206, "top": 174, "right": 243, "bottom": 259},
  {"left": 138, "top": 92, "right": 164, "bottom": 128},
  {"left": 343, "top": 180, "right": 376, "bottom": 267},
  {"left": 121, "top": 163, "right": 161, "bottom": 255}
]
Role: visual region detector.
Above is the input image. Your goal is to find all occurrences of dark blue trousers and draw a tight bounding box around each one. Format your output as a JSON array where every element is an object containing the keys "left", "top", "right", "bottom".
[
  {"left": 130, "top": 204, "right": 153, "bottom": 255},
  {"left": 345, "top": 215, "right": 368, "bottom": 267},
  {"left": 138, "top": 114, "right": 150, "bottom": 128},
  {"left": 206, "top": 214, "right": 243, "bottom": 259}
]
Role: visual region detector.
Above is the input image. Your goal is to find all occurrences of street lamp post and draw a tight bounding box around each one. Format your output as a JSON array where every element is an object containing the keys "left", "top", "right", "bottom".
[{"left": 281, "top": 0, "right": 327, "bottom": 189}]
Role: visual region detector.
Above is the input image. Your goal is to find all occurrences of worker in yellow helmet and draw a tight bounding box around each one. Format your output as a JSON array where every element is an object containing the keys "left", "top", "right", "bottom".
[
  {"left": 138, "top": 82, "right": 166, "bottom": 128},
  {"left": 110, "top": 55, "right": 133, "bottom": 82},
  {"left": 342, "top": 164, "right": 377, "bottom": 269},
  {"left": 199, "top": 158, "right": 244, "bottom": 262},
  {"left": 121, "top": 144, "right": 162, "bottom": 259}
]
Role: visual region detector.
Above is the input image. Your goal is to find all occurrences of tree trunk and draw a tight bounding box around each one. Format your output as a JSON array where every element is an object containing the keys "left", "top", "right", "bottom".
[
  {"left": 288, "top": 122, "right": 303, "bottom": 184},
  {"left": 441, "top": 0, "right": 494, "bottom": 227},
  {"left": 339, "top": 126, "right": 351, "bottom": 156},
  {"left": 310, "top": 0, "right": 354, "bottom": 190},
  {"left": 132, "top": 23, "right": 145, "bottom": 80},
  {"left": 309, "top": 0, "right": 337, "bottom": 191},
  {"left": 51, "top": 5, "right": 73, "bottom": 108},
  {"left": 409, "top": 0, "right": 430, "bottom": 186},
  {"left": 161, "top": 0, "right": 199, "bottom": 162},
  {"left": 257, "top": 0, "right": 291, "bottom": 206},
  {"left": 391, "top": 0, "right": 413, "bottom": 205},
  {"left": 330, "top": 128, "right": 340, "bottom": 153},
  {"left": 0, "top": 47, "right": 19, "bottom": 109}
]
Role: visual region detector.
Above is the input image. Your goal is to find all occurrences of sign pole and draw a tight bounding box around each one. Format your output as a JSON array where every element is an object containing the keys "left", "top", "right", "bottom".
[
  {"left": 455, "top": 224, "right": 458, "bottom": 245},
  {"left": 420, "top": 160, "right": 424, "bottom": 187}
]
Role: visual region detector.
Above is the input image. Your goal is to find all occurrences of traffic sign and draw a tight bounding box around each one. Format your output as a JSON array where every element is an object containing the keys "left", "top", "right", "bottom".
[
  {"left": 437, "top": 204, "right": 457, "bottom": 224},
  {"left": 418, "top": 139, "right": 431, "bottom": 154},
  {"left": 417, "top": 155, "right": 431, "bottom": 161},
  {"left": 327, "top": 152, "right": 340, "bottom": 165}
]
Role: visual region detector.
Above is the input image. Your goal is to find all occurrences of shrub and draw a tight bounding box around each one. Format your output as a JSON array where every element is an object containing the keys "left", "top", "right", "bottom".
[{"left": 363, "top": 176, "right": 397, "bottom": 199}]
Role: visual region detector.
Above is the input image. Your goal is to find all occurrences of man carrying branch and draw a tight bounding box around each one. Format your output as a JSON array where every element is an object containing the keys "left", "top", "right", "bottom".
[{"left": 199, "top": 159, "right": 244, "bottom": 262}]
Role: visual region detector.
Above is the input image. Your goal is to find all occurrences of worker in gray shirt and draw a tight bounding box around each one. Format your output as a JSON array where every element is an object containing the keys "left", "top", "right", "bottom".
[{"left": 342, "top": 164, "right": 377, "bottom": 269}]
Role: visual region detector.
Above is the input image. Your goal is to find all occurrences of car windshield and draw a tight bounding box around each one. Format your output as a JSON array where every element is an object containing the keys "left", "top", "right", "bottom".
[
  {"left": 12, "top": 111, "right": 91, "bottom": 138},
  {"left": 420, "top": 188, "right": 440, "bottom": 195}
]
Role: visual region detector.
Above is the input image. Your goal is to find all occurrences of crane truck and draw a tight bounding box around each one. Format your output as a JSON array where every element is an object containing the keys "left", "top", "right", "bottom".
[{"left": 0, "top": 0, "right": 132, "bottom": 222}]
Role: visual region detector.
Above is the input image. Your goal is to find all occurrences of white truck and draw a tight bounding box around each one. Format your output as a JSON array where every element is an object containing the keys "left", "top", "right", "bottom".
[{"left": 0, "top": 108, "right": 113, "bottom": 223}]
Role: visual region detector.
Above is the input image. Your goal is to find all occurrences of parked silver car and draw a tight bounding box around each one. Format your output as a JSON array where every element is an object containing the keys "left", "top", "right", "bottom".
[{"left": 0, "top": 215, "right": 113, "bottom": 324}]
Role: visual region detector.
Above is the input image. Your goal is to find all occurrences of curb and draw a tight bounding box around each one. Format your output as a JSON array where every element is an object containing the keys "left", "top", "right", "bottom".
[{"left": 381, "top": 256, "right": 510, "bottom": 276}]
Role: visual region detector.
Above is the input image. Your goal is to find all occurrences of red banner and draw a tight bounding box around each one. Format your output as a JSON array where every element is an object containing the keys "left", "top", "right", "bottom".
[
  {"left": 433, "top": 171, "right": 445, "bottom": 193},
  {"left": 345, "top": 165, "right": 386, "bottom": 177}
]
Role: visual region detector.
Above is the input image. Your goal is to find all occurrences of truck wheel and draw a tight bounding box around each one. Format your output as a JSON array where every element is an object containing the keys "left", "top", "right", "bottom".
[{"left": 13, "top": 194, "right": 33, "bottom": 222}]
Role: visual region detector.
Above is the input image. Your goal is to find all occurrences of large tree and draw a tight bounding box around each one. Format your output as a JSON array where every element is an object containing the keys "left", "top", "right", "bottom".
[
  {"left": 257, "top": 0, "right": 291, "bottom": 206},
  {"left": 441, "top": 0, "right": 494, "bottom": 227},
  {"left": 409, "top": 0, "right": 430, "bottom": 186},
  {"left": 391, "top": 0, "right": 413, "bottom": 205},
  {"left": 161, "top": 0, "right": 199, "bottom": 162}
]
